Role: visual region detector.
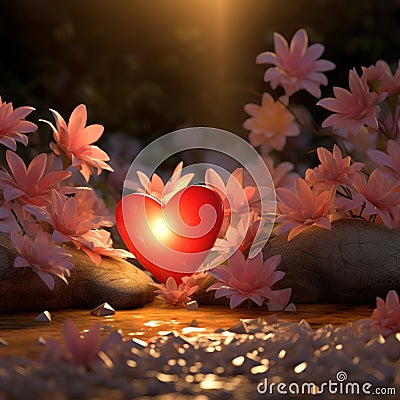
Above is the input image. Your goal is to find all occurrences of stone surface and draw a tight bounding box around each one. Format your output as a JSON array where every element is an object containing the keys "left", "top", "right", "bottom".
[
  {"left": 227, "top": 321, "right": 249, "bottom": 334},
  {"left": 0, "top": 318, "right": 399, "bottom": 399},
  {"left": 186, "top": 300, "right": 198, "bottom": 311},
  {"left": 264, "top": 219, "right": 400, "bottom": 304},
  {"left": 197, "top": 219, "right": 400, "bottom": 305},
  {"left": 0, "top": 233, "right": 154, "bottom": 312},
  {"left": 194, "top": 274, "right": 231, "bottom": 306},
  {"left": 35, "top": 311, "right": 52, "bottom": 322},
  {"left": 90, "top": 302, "right": 115, "bottom": 317},
  {"left": 35, "top": 337, "right": 46, "bottom": 346}
]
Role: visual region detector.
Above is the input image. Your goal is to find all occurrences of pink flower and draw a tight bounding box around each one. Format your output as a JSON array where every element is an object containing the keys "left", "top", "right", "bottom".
[
  {"left": 11, "top": 230, "right": 73, "bottom": 290},
  {"left": 244, "top": 93, "right": 300, "bottom": 152},
  {"left": 362, "top": 60, "right": 400, "bottom": 138},
  {"left": 263, "top": 156, "right": 299, "bottom": 190},
  {"left": 77, "top": 229, "right": 134, "bottom": 265},
  {"left": 237, "top": 212, "right": 262, "bottom": 254},
  {"left": 205, "top": 167, "right": 261, "bottom": 216},
  {"left": 0, "top": 204, "right": 20, "bottom": 233},
  {"left": 362, "top": 60, "right": 400, "bottom": 97},
  {"left": 24, "top": 190, "right": 100, "bottom": 245},
  {"left": 207, "top": 251, "right": 293, "bottom": 310},
  {"left": 318, "top": 69, "right": 384, "bottom": 136},
  {"left": 352, "top": 169, "right": 400, "bottom": 229},
  {"left": 7, "top": 202, "right": 43, "bottom": 236},
  {"left": 75, "top": 188, "right": 114, "bottom": 228},
  {"left": 42, "top": 104, "right": 113, "bottom": 182},
  {"left": 150, "top": 277, "right": 199, "bottom": 307},
  {"left": 338, "top": 126, "right": 379, "bottom": 163},
  {"left": 276, "top": 178, "right": 335, "bottom": 240},
  {"left": 368, "top": 140, "right": 400, "bottom": 181},
  {"left": 0, "top": 151, "right": 72, "bottom": 206},
  {"left": 361, "top": 63, "right": 386, "bottom": 85},
  {"left": 256, "top": 29, "right": 335, "bottom": 98},
  {"left": 43, "top": 319, "right": 122, "bottom": 368},
  {"left": 379, "top": 61, "right": 400, "bottom": 96},
  {"left": 25, "top": 191, "right": 127, "bottom": 265},
  {"left": 331, "top": 187, "right": 364, "bottom": 218},
  {"left": 214, "top": 211, "right": 261, "bottom": 257},
  {"left": 378, "top": 104, "right": 400, "bottom": 139},
  {"left": 305, "top": 144, "right": 364, "bottom": 191},
  {"left": 136, "top": 161, "right": 194, "bottom": 203},
  {"left": 0, "top": 97, "right": 37, "bottom": 150},
  {"left": 180, "top": 271, "right": 207, "bottom": 290},
  {"left": 205, "top": 167, "right": 268, "bottom": 244},
  {"left": 355, "top": 290, "right": 400, "bottom": 337},
  {"left": 370, "top": 290, "right": 400, "bottom": 336}
]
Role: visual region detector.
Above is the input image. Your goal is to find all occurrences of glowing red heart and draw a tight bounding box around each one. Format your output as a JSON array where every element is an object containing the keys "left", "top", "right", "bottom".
[{"left": 115, "top": 185, "right": 224, "bottom": 284}]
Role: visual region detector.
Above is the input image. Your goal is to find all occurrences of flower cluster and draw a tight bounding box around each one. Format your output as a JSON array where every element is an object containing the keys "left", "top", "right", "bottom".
[
  {"left": 136, "top": 156, "right": 292, "bottom": 309},
  {"left": 0, "top": 101, "right": 132, "bottom": 289},
  {"left": 207, "top": 251, "right": 294, "bottom": 311},
  {"left": 136, "top": 161, "right": 194, "bottom": 203},
  {"left": 149, "top": 273, "right": 207, "bottom": 307},
  {"left": 194, "top": 28, "right": 400, "bottom": 310},
  {"left": 244, "top": 28, "right": 400, "bottom": 240},
  {"left": 136, "top": 161, "right": 271, "bottom": 264},
  {"left": 355, "top": 290, "right": 400, "bottom": 337},
  {"left": 136, "top": 160, "right": 293, "bottom": 309},
  {"left": 43, "top": 319, "right": 122, "bottom": 368},
  {"left": 11, "top": 27, "right": 400, "bottom": 315}
]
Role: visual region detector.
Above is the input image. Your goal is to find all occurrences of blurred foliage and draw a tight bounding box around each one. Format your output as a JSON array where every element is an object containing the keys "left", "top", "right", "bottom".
[{"left": 1, "top": 0, "right": 400, "bottom": 155}]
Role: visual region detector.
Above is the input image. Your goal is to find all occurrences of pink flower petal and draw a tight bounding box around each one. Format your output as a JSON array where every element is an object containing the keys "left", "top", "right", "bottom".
[
  {"left": 6, "top": 150, "right": 27, "bottom": 179},
  {"left": 229, "top": 293, "right": 248, "bottom": 309},
  {"left": 68, "top": 104, "right": 88, "bottom": 133},
  {"left": 3, "top": 185, "right": 25, "bottom": 201},
  {"left": 0, "top": 137, "right": 17, "bottom": 150}
]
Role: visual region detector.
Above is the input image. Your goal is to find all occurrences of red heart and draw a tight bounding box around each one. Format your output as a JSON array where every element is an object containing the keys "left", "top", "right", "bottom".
[{"left": 115, "top": 185, "right": 224, "bottom": 284}]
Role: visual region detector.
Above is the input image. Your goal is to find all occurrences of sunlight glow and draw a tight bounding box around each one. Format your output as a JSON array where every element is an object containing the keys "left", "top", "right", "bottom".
[{"left": 152, "top": 218, "right": 170, "bottom": 239}]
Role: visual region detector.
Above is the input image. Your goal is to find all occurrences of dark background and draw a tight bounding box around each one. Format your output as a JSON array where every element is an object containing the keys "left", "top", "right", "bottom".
[{"left": 1, "top": 0, "right": 400, "bottom": 149}]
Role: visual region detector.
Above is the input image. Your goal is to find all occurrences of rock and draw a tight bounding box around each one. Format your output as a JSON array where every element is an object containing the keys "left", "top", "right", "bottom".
[
  {"left": 195, "top": 274, "right": 231, "bottom": 306},
  {"left": 36, "top": 337, "right": 46, "bottom": 346},
  {"left": 197, "top": 219, "right": 400, "bottom": 305},
  {"left": 263, "top": 219, "right": 400, "bottom": 304},
  {"left": 0, "top": 233, "right": 154, "bottom": 311},
  {"left": 90, "top": 302, "right": 115, "bottom": 317},
  {"left": 227, "top": 321, "right": 249, "bottom": 334},
  {"left": 35, "top": 311, "right": 52, "bottom": 322},
  {"left": 186, "top": 300, "right": 198, "bottom": 311},
  {"left": 102, "top": 325, "right": 113, "bottom": 331},
  {"left": 131, "top": 338, "right": 148, "bottom": 349}
]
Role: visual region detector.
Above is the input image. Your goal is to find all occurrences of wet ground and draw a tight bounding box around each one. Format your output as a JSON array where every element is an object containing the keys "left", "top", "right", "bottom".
[{"left": 0, "top": 303, "right": 373, "bottom": 358}]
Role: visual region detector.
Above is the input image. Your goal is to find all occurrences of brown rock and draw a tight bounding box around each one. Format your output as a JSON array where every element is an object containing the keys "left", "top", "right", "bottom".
[
  {"left": 195, "top": 274, "right": 230, "bottom": 306},
  {"left": 0, "top": 233, "right": 154, "bottom": 311},
  {"left": 197, "top": 219, "right": 400, "bottom": 305},
  {"left": 263, "top": 219, "right": 400, "bottom": 304}
]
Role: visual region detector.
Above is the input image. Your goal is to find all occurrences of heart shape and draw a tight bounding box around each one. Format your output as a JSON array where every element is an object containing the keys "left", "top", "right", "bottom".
[{"left": 115, "top": 185, "right": 224, "bottom": 283}]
